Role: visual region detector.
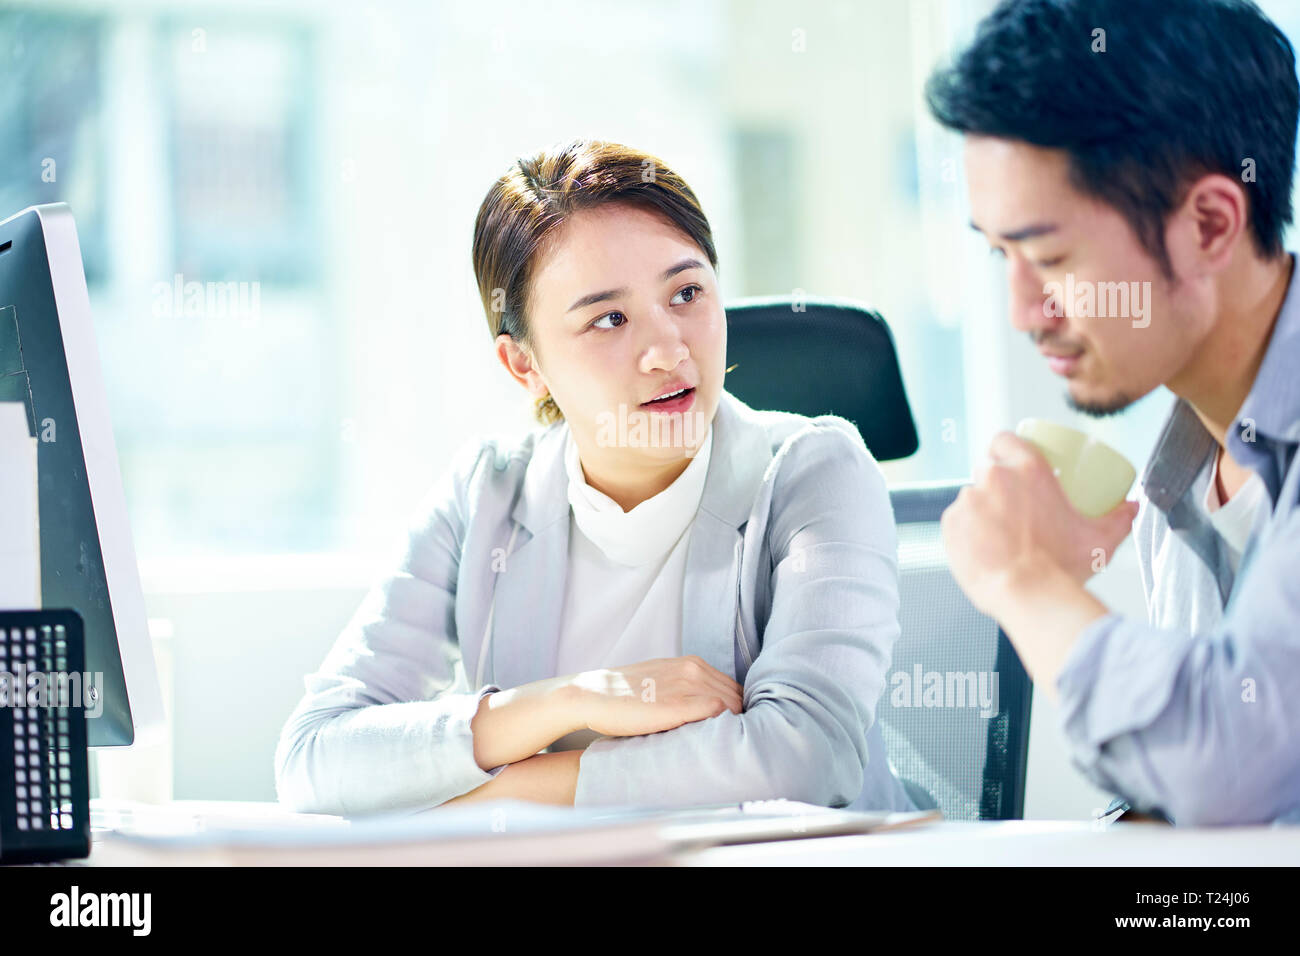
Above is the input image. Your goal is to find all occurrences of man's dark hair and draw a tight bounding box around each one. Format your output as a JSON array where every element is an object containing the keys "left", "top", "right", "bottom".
[{"left": 925, "top": 0, "right": 1299, "bottom": 275}]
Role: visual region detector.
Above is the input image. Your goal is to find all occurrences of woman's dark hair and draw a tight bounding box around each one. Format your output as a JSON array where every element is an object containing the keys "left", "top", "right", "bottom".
[
  {"left": 472, "top": 139, "right": 718, "bottom": 425},
  {"left": 925, "top": 0, "right": 1299, "bottom": 276}
]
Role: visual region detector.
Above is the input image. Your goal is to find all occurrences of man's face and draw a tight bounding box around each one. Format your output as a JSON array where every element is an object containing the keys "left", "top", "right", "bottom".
[{"left": 964, "top": 135, "right": 1211, "bottom": 415}]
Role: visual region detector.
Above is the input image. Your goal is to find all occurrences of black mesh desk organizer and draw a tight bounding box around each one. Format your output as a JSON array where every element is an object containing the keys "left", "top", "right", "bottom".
[{"left": 0, "top": 609, "right": 91, "bottom": 863}]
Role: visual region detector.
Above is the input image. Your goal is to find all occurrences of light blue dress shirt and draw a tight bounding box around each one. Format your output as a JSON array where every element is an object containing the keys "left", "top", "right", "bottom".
[{"left": 1056, "top": 253, "right": 1300, "bottom": 826}]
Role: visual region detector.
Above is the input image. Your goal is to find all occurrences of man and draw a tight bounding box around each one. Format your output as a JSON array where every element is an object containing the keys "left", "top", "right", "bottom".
[{"left": 927, "top": 0, "right": 1300, "bottom": 824}]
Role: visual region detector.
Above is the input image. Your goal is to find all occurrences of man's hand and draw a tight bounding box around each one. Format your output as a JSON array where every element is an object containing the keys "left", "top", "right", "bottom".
[{"left": 941, "top": 431, "right": 1139, "bottom": 620}]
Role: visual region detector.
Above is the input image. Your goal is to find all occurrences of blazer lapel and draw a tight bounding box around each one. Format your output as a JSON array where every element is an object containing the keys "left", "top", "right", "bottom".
[
  {"left": 487, "top": 389, "right": 772, "bottom": 688},
  {"left": 489, "top": 424, "right": 570, "bottom": 691},
  {"left": 680, "top": 390, "right": 773, "bottom": 678}
]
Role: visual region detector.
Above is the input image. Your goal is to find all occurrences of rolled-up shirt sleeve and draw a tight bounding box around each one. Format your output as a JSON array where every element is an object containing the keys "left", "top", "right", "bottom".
[
  {"left": 1055, "top": 510, "right": 1300, "bottom": 825},
  {"left": 274, "top": 438, "right": 508, "bottom": 816},
  {"left": 573, "top": 423, "right": 901, "bottom": 809}
]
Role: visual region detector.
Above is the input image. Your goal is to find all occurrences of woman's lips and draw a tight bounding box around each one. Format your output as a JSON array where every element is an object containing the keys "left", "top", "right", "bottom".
[{"left": 641, "top": 387, "right": 696, "bottom": 413}]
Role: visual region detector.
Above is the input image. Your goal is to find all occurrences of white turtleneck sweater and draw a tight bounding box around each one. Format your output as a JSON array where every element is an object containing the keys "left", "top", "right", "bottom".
[{"left": 547, "top": 422, "right": 714, "bottom": 752}]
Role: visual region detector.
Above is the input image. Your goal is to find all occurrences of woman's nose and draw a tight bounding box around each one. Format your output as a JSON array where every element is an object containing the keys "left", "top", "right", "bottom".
[{"left": 640, "top": 305, "right": 689, "bottom": 371}]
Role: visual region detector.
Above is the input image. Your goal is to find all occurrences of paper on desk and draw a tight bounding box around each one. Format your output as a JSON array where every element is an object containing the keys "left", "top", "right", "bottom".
[
  {"left": 97, "top": 799, "right": 941, "bottom": 868},
  {"left": 0, "top": 402, "right": 40, "bottom": 610},
  {"left": 98, "top": 799, "right": 674, "bottom": 866},
  {"left": 100, "top": 799, "right": 662, "bottom": 848}
]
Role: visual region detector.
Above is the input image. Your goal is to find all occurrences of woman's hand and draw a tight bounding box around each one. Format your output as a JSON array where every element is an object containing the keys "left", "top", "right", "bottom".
[
  {"left": 441, "top": 750, "right": 582, "bottom": 807},
  {"left": 567, "top": 655, "right": 744, "bottom": 738}
]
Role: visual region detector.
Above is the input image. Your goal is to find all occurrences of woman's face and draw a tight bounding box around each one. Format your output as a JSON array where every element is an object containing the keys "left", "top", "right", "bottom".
[{"left": 500, "top": 201, "right": 726, "bottom": 472}]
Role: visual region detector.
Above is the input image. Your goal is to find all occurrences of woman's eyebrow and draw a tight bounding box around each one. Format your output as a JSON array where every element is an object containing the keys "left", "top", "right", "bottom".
[
  {"left": 567, "top": 287, "right": 625, "bottom": 312},
  {"left": 661, "top": 257, "right": 705, "bottom": 280},
  {"left": 566, "top": 258, "right": 707, "bottom": 313}
]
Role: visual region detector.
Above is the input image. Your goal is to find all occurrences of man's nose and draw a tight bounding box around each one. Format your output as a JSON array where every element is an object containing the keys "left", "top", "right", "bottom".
[{"left": 1006, "top": 255, "right": 1061, "bottom": 335}]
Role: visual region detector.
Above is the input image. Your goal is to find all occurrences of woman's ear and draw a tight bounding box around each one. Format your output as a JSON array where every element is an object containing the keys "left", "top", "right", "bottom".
[{"left": 495, "top": 332, "right": 549, "bottom": 397}]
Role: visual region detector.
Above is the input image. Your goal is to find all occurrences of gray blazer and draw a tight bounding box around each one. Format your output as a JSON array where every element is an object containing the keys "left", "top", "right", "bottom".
[{"left": 274, "top": 388, "right": 916, "bottom": 815}]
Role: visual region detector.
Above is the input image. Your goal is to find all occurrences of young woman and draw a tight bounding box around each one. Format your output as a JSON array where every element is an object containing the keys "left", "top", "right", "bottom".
[{"left": 274, "top": 140, "right": 916, "bottom": 814}]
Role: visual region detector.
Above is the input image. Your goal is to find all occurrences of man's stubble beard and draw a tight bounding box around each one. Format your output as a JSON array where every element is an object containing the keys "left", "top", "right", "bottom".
[{"left": 1065, "top": 388, "right": 1140, "bottom": 418}]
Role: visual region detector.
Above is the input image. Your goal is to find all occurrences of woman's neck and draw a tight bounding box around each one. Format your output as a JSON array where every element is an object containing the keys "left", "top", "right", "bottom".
[{"left": 576, "top": 450, "right": 695, "bottom": 513}]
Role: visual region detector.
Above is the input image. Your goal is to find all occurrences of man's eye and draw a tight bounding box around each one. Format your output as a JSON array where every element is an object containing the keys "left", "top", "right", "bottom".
[
  {"left": 671, "top": 284, "right": 703, "bottom": 305},
  {"left": 592, "top": 311, "right": 626, "bottom": 330}
]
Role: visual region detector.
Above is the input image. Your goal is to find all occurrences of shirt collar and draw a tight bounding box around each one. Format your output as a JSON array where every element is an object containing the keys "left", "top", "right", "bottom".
[
  {"left": 511, "top": 387, "right": 774, "bottom": 537},
  {"left": 1143, "top": 252, "right": 1300, "bottom": 513},
  {"left": 564, "top": 420, "right": 713, "bottom": 567},
  {"left": 1232, "top": 253, "right": 1300, "bottom": 446},
  {"left": 1141, "top": 398, "right": 1217, "bottom": 515}
]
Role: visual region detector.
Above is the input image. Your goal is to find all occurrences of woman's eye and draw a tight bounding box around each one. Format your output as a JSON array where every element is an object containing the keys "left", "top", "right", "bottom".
[
  {"left": 671, "top": 284, "right": 703, "bottom": 305},
  {"left": 1036, "top": 256, "right": 1066, "bottom": 268},
  {"left": 591, "top": 311, "right": 626, "bottom": 330}
]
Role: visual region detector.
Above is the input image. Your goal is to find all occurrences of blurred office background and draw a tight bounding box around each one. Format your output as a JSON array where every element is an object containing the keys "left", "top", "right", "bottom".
[{"left": 4, "top": 0, "right": 1299, "bottom": 816}]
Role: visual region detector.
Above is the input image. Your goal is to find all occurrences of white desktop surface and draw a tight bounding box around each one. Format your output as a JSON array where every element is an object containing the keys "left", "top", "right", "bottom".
[
  {"left": 676, "top": 818, "right": 1300, "bottom": 866},
  {"left": 72, "top": 800, "right": 1300, "bottom": 866}
]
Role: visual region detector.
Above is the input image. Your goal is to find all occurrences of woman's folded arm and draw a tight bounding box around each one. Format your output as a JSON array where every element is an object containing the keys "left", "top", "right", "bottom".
[
  {"left": 273, "top": 438, "right": 511, "bottom": 816},
  {"left": 573, "top": 423, "right": 901, "bottom": 808}
]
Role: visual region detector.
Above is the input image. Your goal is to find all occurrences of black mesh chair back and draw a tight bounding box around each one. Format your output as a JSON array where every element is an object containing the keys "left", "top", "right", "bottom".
[
  {"left": 722, "top": 296, "right": 918, "bottom": 461},
  {"left": 881, "top": 483, "right": 1032, "bottom": 819}
]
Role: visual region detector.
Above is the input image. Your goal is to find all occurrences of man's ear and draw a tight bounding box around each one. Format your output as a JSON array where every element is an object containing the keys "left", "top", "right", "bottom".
[
  {"left": 495, "top": 333, "right": 548, "bottom": 398},
  {"left": 1167, "top": 173, "right": 1249, "bottom": 277}
]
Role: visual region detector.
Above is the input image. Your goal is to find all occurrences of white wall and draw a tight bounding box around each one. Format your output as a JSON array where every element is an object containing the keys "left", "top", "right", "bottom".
[{"left": 93, "top": 560, "right": 374, "bottom": 803}]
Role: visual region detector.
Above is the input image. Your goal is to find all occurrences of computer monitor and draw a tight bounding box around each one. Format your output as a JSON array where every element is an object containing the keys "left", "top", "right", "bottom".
[{"left": 0, "top": 202, "right": 163, "bottom": 748}]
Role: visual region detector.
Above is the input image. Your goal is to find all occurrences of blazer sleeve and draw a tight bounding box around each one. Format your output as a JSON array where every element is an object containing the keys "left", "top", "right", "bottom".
[
  {"left": 273, "top": 437, "right": 508, "bottom": 815},
  {"left": 573, "top": 422, "right": 901, "bottom": 808}
]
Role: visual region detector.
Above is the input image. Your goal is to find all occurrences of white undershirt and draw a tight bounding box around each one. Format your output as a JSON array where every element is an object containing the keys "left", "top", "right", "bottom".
[
  {"left": 548, "top": 423, "right": 714, "bottom": 752},
  {"left": 1202, "top": 450, "right": 1267, "bottom": 575}
]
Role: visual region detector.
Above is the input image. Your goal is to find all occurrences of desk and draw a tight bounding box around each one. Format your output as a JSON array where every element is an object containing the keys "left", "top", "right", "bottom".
[
  {"left": 677, "top": 819, "right": 1300, "bottom": 866},
  {"left": 72, "top": 801, "right": 1300, "bottom": 866}
]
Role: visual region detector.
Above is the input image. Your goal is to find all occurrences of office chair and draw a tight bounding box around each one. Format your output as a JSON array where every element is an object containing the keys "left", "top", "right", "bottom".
[
  {"left": 722, "top": 295, "right": 919, "bottom": 461},
  {"left": 724, "top": 296, "right": 1032, "bottom": 820}
]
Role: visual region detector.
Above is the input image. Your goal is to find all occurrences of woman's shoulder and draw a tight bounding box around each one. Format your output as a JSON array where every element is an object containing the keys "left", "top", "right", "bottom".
[
  {"left": 725, "top": 391, "right": 880, "bottom": 476},
  {"left": 445, "top": 422, "right": 562, "bottom": 493},
  {"left": 719, "top": 392, "right": 890, "bottom": 530},
  {"left": 768, "top": 412, "right": 886, "bottom": 503},
  {"left": 410, "top": 423, "right": 558, "bottom": 522},
  {"left": 471, "top": 424, "right": 552, "bottom": 470},
  {"left": 726, "top": 397, "right": 896, "bottom": 559}
]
